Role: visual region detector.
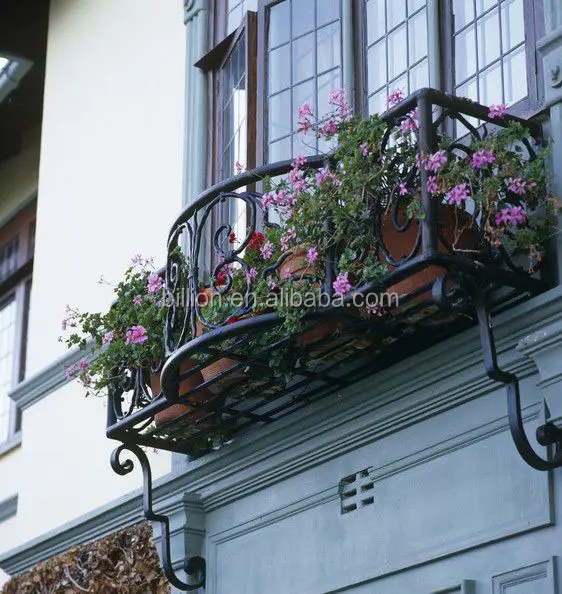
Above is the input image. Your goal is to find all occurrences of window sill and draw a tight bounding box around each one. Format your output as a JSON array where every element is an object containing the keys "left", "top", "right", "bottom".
[{"left": 0, "top": 432, "right": 22, "bottom": 460}]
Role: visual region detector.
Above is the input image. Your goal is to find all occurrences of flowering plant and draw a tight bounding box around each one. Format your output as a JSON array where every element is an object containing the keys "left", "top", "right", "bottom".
[
  {"left": 61, "top": 254, "right": 172, "bottom": 396},
  {"left": 213, "top": 88, "right": 557, "bottom": 336}
]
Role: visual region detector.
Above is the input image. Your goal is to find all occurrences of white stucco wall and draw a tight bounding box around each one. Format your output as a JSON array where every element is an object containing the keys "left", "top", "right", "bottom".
[
  {"left": 0, "top": 0, "right": 187, "bottom": 582},
  {"left": 28, "top": 0, "right": 186, "bottom": 375}
]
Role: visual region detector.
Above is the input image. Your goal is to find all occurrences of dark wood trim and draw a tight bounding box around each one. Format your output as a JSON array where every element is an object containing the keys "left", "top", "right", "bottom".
[
  {"left": 256, "top": 0, "right": 267, "bottom": 167},
  {"left": 246, "top": 11, "right": 258, "bottom": 173},
  {"left": 440, "top": 0, "right": 454, "bottom": 96},
  {"left": 352, "top": 0, "right": 367, "bottom": 117}
]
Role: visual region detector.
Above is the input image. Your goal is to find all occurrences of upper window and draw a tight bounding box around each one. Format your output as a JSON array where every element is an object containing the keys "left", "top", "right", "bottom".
[
  {"left": 365, "top": 0, "right": 430, "bottom": 115},
  {"left": 265, "top": 0, "right": 343, "bottom": 162},
  {"left": 0, "top": 203, "right": 34, "bottom": 445},
  {"left": 202, "top": 0, "right": 542, "bottom": 167},
  {"left": 452, "top": 0, "right": 528, "bottom": 107}
]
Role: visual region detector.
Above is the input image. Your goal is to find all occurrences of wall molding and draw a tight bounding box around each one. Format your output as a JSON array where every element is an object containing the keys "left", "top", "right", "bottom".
[
  {"left": 9, "top": 346, "right": 88, "bottom": 410},
  {"left": 492, "top": 558, "right": 557, "bottom": 593},
  {"left": 0, "top": 495, "right": 17, "bottom": 525},
  {"left": 205, "top": 405, "right": 551, "bottom": 592}
]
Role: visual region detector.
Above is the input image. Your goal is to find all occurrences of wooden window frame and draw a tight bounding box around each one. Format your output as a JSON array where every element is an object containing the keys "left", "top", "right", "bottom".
[
  {"left": 441, "top": 0, "right": 544, "bottom": 118},
  {"left": 0, "top": 201, "right": 35, "bottom": 446}
]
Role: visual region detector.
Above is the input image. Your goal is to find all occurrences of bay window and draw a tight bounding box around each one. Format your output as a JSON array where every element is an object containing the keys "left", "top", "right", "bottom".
[{"left": 198, "top": 0, "right": 543, "bottom": 168}]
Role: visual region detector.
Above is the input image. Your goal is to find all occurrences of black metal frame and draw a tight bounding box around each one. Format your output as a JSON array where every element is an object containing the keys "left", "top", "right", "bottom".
[{"left": 107, "top": 88, "right": 562, "bottom": 590}]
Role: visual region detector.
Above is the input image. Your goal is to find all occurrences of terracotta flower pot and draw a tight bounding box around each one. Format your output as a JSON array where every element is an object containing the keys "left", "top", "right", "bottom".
[
  {"left": 152, "top": 358, "right": 216, "bottom": 427},
  {"left": 196, "top": 287, "right": 243, "bottom": 394},
  {"left": 278, "top": 245, "right": 320, "bottom": 282},
  {"left": 380, "top": 204, "right": 476, "bottom": 299}
]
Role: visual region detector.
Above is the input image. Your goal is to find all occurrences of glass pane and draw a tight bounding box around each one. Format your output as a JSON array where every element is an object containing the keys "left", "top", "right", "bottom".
[
  {"left": 292, "top": 33, "right": 315, "bottom": 84},
  {"left": 292, "top": 80, "right": 315, "bottom": 131},
  {"left": 453, "top": 0, "right": 474, "bottom": 31},
  {"left": 294, "top": 131, "right": 319, "bottom": 156},
  {"left": 387, "top": 0, "right": 406, "bottom": 29},
  {"left": 504, "top": 46, "right": 527, "bottom": 105},
  {"left": 390, "top": 73, "right": 408, "bottom": 95},
  {"left": 269, "top": 90, "right": 292, "bottom": 140},
  {"left": 479, "top": 61, "right": 502, "bottom": 105},
  {"left": 228, "top": 3, "right": 244, "bottom": 34},
  {"left": 477, "top": 7, "right": 500, "bottom": 68},
  {"left": 409, "top": 58, "right": 429, "bottom": 91},
  {"left": 388, "top": 24, "right": 407, "bottom": 78},
  {"left": 368, "top": 88, "right": 387, "bottom": 115},
  {"left": 317, "top": 21, "right": 341, "bottom": 73},
  {"left": 318, "top": 0, "right": 340, "bottom": 27},
  {"left": 269, "top": 135, "right": 292, "bottom": 162},
  {"left": 475, "top": 0, "right": 496, "bottom": 16},
  {"left": 408, "top": 8, "right": 427, "bottom": 64},
  {"left": 317, "top": 68, "right": 341, "bottom": 116},
  {"left": 455, "top": 25, "right": 477, "bottom": 83},
  {"left": 269, "top": 44, "right": 291, "bottom": 94},
  {"left": 501, "top": 0, "right": 525, "bottom": 52},
  {"left": 367, "top": 40, "right": 387, "bottom": 94},
  {"left": 457, "top": 77, "right": 478, "bottom": 102},
  {"left": 408, "top": 0, "right": 425, "bottom": 14},
  {"left": 0, "top": 299, "right": 17, "bottom": 444},
  {"left": 269, "top": 1, "right": 290, "bottom": 48},
  {"left": 366, "top": 0, "right": 386, "bottom": 45},
  {"left": 292, "top": 0, "right": 315, "bottom": 38}
]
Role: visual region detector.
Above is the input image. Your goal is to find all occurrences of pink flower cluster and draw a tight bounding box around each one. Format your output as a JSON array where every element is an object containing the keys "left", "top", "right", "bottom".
[
  {"left": 507, "top": 177, "right": 536, "bottom": 196},
  {"left": 471, "top": 149, "right": 495, "bottom": 169},
  {"left": 400, "top": 109, "right": 418, "bottom": 134},
  {"left": 416, "top": 150, "right": 447, "bottom": 173},
  {"left": 495, "top": 206, "right": 527, "bottom": 227},
  {"left": 306, "top": 246, "right": 318, "bottom": 264},
  {"left": 298, "top": 101, "right": 314, "bottom": 134},
  {"left": 328, "top": 88, "right": 352, "bottom": 121},
  {"left": 387, "top": 89, "right": 405, "bottom": 107},
  {"left": 102, "top": 331, "right": 114, "bottom": 346},
  {"left": 147, "top": 273, "right": 163, "bottom": 294},
  {"left": 64, "top": 358, "right": 90, "bottom": 381},
  {"left": 316, "top": 167, "right": 341, "bottom": 187},
  {"left": 488, "top": 104, "right": 507, "bottom": 119},
  {"left": 126, "top": 325, "right": 148, "bottom": 345},
  {"left": 281, "top": 228, "right": 297, "bottom": 251},
  {"left": 260, "top": 241, "right": 274, "bottom": 260},
  {"left": 446, "top": 183, "right": 470, "bottom": 206},
  {"left": 333, "top": 272, "right": 352, "bottom": 296}
]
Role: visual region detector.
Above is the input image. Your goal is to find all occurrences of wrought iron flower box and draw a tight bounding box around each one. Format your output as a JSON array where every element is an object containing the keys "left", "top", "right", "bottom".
[
  {"left": 107, "top": 89, "right": 562, "bottom": 468},
  {"left": 107, "top": 88, "right": 562, "bottom": 590}
]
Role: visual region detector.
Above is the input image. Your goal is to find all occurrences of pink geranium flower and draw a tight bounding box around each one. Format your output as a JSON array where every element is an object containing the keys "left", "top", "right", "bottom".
[
  {"left": 333, "top": 272, "right": 353, "bottom": 296},
  {"left": 307, "top": 246, "right": 318, "bottom": 264},
  {"left": 471, "top": 149, "right": 496, "bottom": 169},
  {"left": 446, "top": 183, "right": 470, "bottom": 206},
  {"left": 126, "top": 325, "right": 148, "bottom": 345},
  {"left": 147, "top": 274, "right": 163, "bottom": 294},
  {"left": 488, "top": 104, "right": 507, "bottom": 119}
]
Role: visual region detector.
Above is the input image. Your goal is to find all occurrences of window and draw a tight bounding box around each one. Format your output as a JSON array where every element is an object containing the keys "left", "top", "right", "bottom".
[
  {"left": 202, "top": 0, "right": 542, "bottom": 167},
  {"left": 0, "top": 203, "right": 34, "bottom": 445},
  {"left": 365, "top": 0, "right": 430, "bottom": 115},
  {"left": 451, "top": 0, "right": 534, "bottom": 108},
  {"left": 264, "top": 0, "right": 343, "bottom": 161}
]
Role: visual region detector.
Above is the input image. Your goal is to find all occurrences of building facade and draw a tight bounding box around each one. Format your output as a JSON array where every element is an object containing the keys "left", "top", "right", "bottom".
[{"left": 1, "top": 0, "right": 562, "bottom": 592}]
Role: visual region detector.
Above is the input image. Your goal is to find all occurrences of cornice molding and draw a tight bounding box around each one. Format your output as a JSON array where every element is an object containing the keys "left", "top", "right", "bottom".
[
  {"left": 9, "top": 346, "right": 90, "bottom": 411},
  {"left": 0, "top": 495, "right": 17, "bottom": 525}
]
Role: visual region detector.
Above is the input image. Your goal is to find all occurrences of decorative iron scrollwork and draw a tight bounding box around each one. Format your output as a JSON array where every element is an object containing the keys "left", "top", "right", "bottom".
[{"left": 110, "top": 443, "right": 206, "bottom": 591}]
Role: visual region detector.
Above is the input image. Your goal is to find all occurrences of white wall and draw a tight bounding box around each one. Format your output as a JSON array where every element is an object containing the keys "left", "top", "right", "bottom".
[
  {"left": 0, "top": 0, "right": 187, "bottom": 582},
  {"left": 27, "top": 0, "right": 187, "bottom": 375}
]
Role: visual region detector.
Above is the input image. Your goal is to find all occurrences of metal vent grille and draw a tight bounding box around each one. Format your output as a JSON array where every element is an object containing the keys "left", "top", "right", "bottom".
[{"left": 339, "top": 468, "right": 375, "bottom": 514}]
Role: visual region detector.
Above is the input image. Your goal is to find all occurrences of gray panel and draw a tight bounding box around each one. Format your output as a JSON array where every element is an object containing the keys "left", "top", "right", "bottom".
[{"left": 492, "top": 559, "right": 557, "bottom": 594}]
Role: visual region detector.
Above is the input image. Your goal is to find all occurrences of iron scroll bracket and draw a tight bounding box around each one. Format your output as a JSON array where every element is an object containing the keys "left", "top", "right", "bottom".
[
  {"left": 110, "top": 443, "right": 206, "bottom": 591},
  {"left": 475, "top": 294, "right": 562, "bottom": 471}
]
